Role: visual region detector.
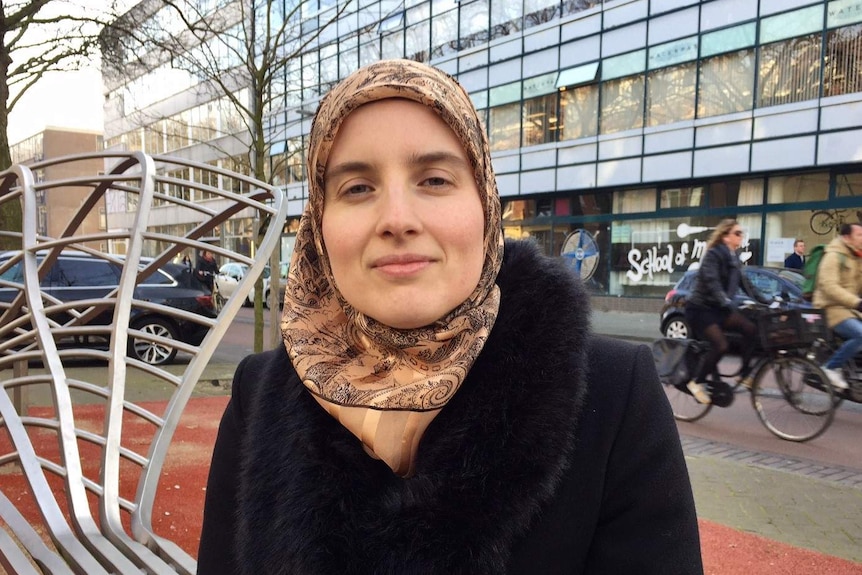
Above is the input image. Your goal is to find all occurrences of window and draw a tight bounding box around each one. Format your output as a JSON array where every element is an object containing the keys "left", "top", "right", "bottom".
[
  {"left": 53, "top": 260, "right": 120, "bottom": 288},
  {"left": 612, "top": 188, "right": 656, "bottom": 214},
  {"left": 835, "top": 172, "right": 862, "bottom": 197},
  {"left": 488, "top": 102, "right": 521, "bottom": 151},
  {"left": 698, "top": 49, "right": 755, "bottom": 118},
  {"left": 522, "top": 93, "right": 558, "bottom": 147},
  {"left": 660, "top": 186, "right": 704, "bottom": 209},
  {"left": 646, "top": 62, "right": 696, "bottom": 126},
  {"left": 600, "top": 74, "right": 645, "bottom": 134},
  {"left": 767, "top": 173, "right": 830, "bottom": 203},
  {"left": 824, "top": 23, "right": 862, "bottom": 97},
  {"left": 559, "top": 84, "right": 599, "bottom": 140},
  {"left": 757, "top": 34, "right": 822, "bottom": 108}
]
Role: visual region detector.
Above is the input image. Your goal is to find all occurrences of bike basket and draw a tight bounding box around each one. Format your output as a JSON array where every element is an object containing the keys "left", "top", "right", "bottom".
[
  {"left": 651, "top": 338, "right": 707, "bottom": 387},
  {"left": 757, "top": 308, "right": 825, "bottom": 350}
]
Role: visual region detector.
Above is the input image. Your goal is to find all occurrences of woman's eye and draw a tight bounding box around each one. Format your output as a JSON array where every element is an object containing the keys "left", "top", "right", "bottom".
[
  {"left": 343, "top": 183, "right": 371, "bottom": 196},
  {"left": 422, "top": 176, "right": 448, "bottom": 187}
]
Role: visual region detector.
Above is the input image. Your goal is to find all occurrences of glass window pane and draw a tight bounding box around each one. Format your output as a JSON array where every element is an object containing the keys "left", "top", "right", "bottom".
[
  {"left": 522, "top": 93, "right": 558, "bottom": 147},
  {"left": 431, "top": 6, "right": 458, "bottom": 57},
  {"left": 646, "top": 61, "right": 696, "bottom": 126},
  {"left": 405, "top": 20, "right": 431, "bottom": 61},
  {"left": 563, "top": 0, "right": 600, "bottom": 18},
  {"left": 824, "top": 23, "right": 862, "bottom": 97},
  {"left": 602, "top": 49, "right": 646, "bottom": 80},
  {"left": 600, "top": 74, "right": 644, "bottom": 134},
  {"left": 761, "top": 5, "right": 824, "bottom": 44},
  {"left": 559, "top": 84, "right": 599, "bottom": 140},
  {"left": 829, "top": 0, "right": 862, "bottom": 28},
  {"left": 701, "top": 22, "right": 756, "bottom": 58},
  {"left": 488, "top": 81, "right": 522, "bottom": 106},
  {"left": 660, "top": 186, "right": 704, "bottom": 209},
  {"left": 490, "top": 0, "right": 522, "bottom": 40},
  {"left": 524, "top": 0, "right": 560, "bottom": 30},
  {"left": 523, "top": 71, "right": 558, "bottom": 98},
  {"left": 767, "top": 173, "right": 830, "bottom": 203},
  {"left": 556, "top": 62, "right": 599, "bottom": 88},
  {"left": 757, "top": 34, "right": 822, "bottom": 107},
  {"left": 489, "top": 102, "right": 521, "bottom": 151},
  {"left": 460, "top": 0, "right": 489, "bottom": 49},
  {"left": 612, "top": 187, "right": 656, "bottom": 214},
  {"left": 648, "top": 36, "right": 698, "bottom": 70},
  {"left": 502, "top": 199, "right": 536, "bottom": 220},
  {"left": 382, "top": 30, "right": 403, "bottom": 58},
  {"left": 698, "top": 49, "right": 755, "bottom": 118},
  {"left": 836, "top": 171, "right": 862, "bottom": 197}
]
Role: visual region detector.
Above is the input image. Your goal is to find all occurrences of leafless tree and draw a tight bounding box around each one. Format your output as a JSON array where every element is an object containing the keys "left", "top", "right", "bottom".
[
  {"left": 0, "top": 0, "right": 122, "bottom": 248},
  {"left": 102, "top": 0, "right": 350, "bottom": 352}
]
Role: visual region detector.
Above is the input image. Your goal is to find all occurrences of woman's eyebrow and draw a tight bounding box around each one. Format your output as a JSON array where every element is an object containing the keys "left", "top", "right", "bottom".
[
  {"left": 325, "top": 160, "right": 373, "bottom": 183},
  {"left": 408, "top": 151, "right": 470, "bottom": 169}
]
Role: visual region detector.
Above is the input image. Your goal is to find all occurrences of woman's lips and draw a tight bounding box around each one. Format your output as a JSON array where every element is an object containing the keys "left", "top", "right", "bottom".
[{"left": 372, "top": 254, "right": 433, "bottom": 276}]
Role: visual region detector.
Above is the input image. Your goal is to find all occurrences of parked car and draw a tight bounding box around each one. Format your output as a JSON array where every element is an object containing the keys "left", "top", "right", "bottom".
[
  {"left": 215, "top": 261, "right": 288, "bottom": 309},
  {"left": 0, "top": 250, "right": 216, "bottom": 365},
  {"left": 659, "top": 266, "right": 810, "bottom": 339}
]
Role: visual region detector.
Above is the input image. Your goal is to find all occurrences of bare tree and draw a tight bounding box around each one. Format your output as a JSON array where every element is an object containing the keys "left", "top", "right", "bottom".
[
  {"left": 0, "top": 0, "right": 121, "bottom": 247},
  {"left": 102, "top": 0, "right": 350, "bottom": 353}
]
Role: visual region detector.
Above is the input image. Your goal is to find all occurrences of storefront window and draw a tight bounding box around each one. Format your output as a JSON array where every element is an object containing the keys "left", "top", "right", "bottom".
[
  {"left": 554, "top": 223, "right": 610, "bottom": 294},
  {"left": 612, "top": 187, "right": 656, "bottom": 214},
  {"left": 698, "top": 49, "right": 755, "bottom": 118},
  {"left": 767, "top": 172, "right": 830, "bottom": 203},
  {"left": 600, "top": 74, "right": 645, "bottom": 134},
  {"left": 502, "top": 199, "right": 536, "bottom": 221},
  {"left": 758, "top": 34, "right": 822, "bottom": 108},
  {"left": 836, "top": 171, "right": 862, "bottom": 197},
  {"left": 660, "top": 185, "right": 704, "bottom": 208},
  {"left": 646, "top": 62, "right": 696, "bottom": 126},
  {"left": 559, "top": 84, "right": 599, "bottom": 140},
  {"left": 824, "top": 23, "right": 862, "bottom": 97},
  {"left": 764, "top": 209, "right": 828, "bottom": 266}
]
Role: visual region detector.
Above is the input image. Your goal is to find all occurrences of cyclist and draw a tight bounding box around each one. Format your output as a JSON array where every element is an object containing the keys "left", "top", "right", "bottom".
[
  {"left": 684, "top": 219, "right": 763, "bottom": 405},
  {"left": 195, "top": 249, "right": 218, "bottom": 292},
  {"left": 812, "top": 222, "right": 862, "bottom": 390}
]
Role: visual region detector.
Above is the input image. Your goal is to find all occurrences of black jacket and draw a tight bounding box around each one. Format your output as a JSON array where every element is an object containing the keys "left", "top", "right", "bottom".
[
  {"left": 687, "top": 243, "right": 744, "bottom": 310},
  {"left": 784, "top": 252, "right": 804, "bottom": 270},
  {"left": 197, "top": 240, "right": 702, "bottom": 574}
]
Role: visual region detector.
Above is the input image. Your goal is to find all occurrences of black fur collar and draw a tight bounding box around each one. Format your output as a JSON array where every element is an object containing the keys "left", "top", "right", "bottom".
[{"left": 237, "top": 239, "right": 591, "bottom": 574}]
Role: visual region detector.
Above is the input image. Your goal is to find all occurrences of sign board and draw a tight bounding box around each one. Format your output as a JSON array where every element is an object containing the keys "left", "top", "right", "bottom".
[{"left": 766, "top": 237, "right": 795, "bottom": 263}]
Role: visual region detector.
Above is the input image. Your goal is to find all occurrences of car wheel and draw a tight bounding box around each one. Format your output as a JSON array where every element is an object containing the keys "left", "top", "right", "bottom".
[
  {"left": 663, "top": 317, "right": 691, "bottom": 339},
  {"left": 129, "top": 317, "right": 179, "bottom": 365}
]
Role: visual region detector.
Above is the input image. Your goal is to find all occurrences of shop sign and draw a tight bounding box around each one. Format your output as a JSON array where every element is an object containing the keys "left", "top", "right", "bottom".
[{"left": 626, "top": 239, "right": 708, "bottom": 283}]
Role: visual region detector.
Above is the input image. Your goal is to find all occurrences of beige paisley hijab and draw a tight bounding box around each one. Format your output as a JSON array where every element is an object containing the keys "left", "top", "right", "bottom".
[{"left": 281, "top": 59, "right": 503, "bottom": 477}]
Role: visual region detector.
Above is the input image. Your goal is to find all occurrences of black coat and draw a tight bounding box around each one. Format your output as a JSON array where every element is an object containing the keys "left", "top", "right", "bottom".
[
  {"left": 784, "top": 252, "right": 804, "bottom": 271},
  {"left": 197, "top": 240, "right": 702, "bottom": 574},
  {"left": 687, "top": 243, "right": 742, "bottom": 310}
]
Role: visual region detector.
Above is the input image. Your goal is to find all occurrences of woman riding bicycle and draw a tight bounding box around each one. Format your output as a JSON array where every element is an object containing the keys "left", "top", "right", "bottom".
[{"left": 684, "top": 219, "right": 765, "bottom": 405}]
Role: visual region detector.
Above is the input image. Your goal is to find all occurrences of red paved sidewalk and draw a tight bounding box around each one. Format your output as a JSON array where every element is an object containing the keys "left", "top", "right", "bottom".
[{"left": 3, "top": 396, "right": 862, "bottom": 573}]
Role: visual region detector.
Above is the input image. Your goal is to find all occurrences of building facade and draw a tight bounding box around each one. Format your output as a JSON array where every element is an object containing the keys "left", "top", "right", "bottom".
[
  {"left": 11, "top": 128, "right": 107, "bottom": 251},
  {"left": 106, "top": 0, "right": 862, "bottom": 306}
]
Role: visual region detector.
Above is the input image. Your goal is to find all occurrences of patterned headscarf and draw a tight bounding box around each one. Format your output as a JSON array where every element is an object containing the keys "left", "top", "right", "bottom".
[{"left": 281, "top": 59, "right": 503, "bottom": 476}]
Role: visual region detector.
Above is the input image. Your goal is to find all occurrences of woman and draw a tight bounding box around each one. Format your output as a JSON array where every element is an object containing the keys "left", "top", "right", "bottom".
[
  {"left": 197, "top": 60, "right": 702, "bottom": 574},
  {"left": 683, "top": 219, "right": 759, "bottom": 405}
]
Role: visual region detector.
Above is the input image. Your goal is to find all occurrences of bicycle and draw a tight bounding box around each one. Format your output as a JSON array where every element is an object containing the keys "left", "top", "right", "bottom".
[
  {"left": 806, "top": 334, "right": 862, "bottom": 407},
  {"left": 653, "top": 305, "right": 837, "bottom": 442},
  {"left": 809, "top": 208, "right": 862, "bottom": 236}
]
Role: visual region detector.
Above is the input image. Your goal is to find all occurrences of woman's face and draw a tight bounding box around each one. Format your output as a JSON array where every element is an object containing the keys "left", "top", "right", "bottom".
[
  {"left": 724, "top": 225, "right": 744, "bottom": 250},
  {"left": 321, "top": 99, "right": 485, "bottom": 330}
]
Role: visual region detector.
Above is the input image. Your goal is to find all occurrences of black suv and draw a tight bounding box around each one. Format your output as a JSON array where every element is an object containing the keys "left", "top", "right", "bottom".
[{"left": 0, "top": 251, "right": 216, "bottom": 365}]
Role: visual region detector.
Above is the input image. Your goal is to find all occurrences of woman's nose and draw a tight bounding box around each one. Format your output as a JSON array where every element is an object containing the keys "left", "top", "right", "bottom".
[{"left": 375, "top": 186, "right": 422, "bottom": 237}]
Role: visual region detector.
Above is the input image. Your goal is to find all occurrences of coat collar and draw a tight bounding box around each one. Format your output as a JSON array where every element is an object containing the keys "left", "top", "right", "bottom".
[{"left": 237, "top": 239, "right": 591, "bottom": 573}]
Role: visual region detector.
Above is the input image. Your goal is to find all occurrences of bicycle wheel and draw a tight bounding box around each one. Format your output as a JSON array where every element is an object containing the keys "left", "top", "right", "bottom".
[
  {"left": 809, "top": 210, "right": 835, "bottom": 236},
  {"left": 663, "top": 382, "right": 713, "bottom": 422},
  {"left": 751, "top": 356, "right": 836, "bottom": 441}
]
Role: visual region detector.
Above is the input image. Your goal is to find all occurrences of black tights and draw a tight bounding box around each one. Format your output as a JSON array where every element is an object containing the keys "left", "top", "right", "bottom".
[{"left": 694, "top": 311, "right": 757, "bottom": 382}]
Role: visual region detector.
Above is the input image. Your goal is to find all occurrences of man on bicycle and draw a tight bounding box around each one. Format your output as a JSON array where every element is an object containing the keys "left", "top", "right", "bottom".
[{"left": 813, "top": 222, "right": 862, "bottom": 390}]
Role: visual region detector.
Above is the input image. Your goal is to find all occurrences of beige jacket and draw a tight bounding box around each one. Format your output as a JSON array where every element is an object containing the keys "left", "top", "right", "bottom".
[{"left": 813, "top": 235, "right": 862, "bottom": 327}]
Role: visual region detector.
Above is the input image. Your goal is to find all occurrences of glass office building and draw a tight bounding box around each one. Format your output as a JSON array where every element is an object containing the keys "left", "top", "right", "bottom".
[
  {"left": 105, "top": 0, "right": 862, "bottom": 305},
  {"left": 264, "top": 0, "right": 862, "bottom": 305}
]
